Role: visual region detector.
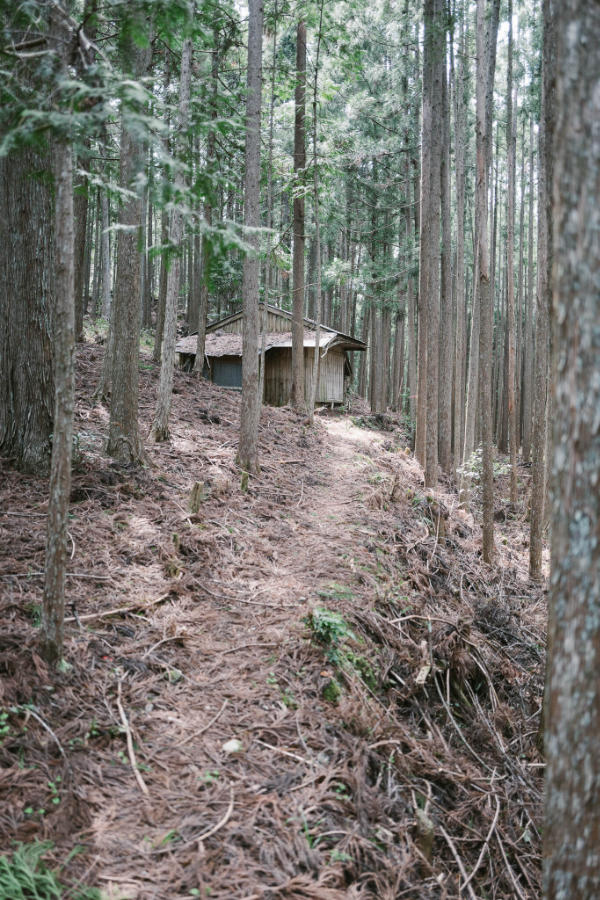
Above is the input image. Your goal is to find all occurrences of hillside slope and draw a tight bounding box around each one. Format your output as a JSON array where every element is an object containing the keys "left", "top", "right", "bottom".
[{"left": 0, "top": 344, "right": 545, "bottom": 898}]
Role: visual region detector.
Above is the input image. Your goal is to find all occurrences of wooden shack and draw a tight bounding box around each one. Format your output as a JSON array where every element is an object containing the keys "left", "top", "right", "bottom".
[{"left": 176, "top": 306, "right": 367, "bottom": 407}]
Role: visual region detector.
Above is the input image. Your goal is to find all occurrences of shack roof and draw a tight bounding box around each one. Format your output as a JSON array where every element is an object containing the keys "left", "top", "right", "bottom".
[
  {"left": 177, "top": 305, "right": 367, "bottom": 357},
  {"left": 205, "top": 304, "right": 366, "bottom": 351},
  {"left": 176, "top": 330, "right": 337, "bottom": 359}
]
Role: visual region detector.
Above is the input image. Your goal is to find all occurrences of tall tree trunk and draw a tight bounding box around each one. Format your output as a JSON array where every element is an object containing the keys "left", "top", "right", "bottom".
[
  {"left": 307, "top": 0, "right": 325, "bottom": 423},
  {"left": 142, "top": 173, "right": 153, "bottom": 330},
  {"left": 438, "top": 50, "right": 453, "bottom": 473},
  {"left": 42, "top": 5, "right": 75, "bottom": 665},
  {"left": 529, "top": 109, "right": 549, "bottom": 580},
  {"left": 307, "top": 237, "right": 317, "bottom": 320},
  {"left": 238, "top": 0, "right": 263, "bottom": 473},
  {"left": 452, "top": 8, "right": 467, "bottom": 472},
  {"left": 415, "top": 0, "right": 433, "bottom": 469},
  {"left": 516, "top": 119, "right": 525, "bottom": 450},
  {"left": 424, "top": 0, "right": 444, "bottom": 487},
  {"left": 543, "top": 0, "right": 600, "bottom": 894},
  {"left": 152, "top": 33, "right": 193, "bottom": 442},
  {"left": 405, "top": 156, "right": 417, "bottom": 429},
  {"left": 358, "top": 303, "right": 370, "bottom": 398},
  {"left": 0, "top": 146, "right": 54, "bottom": 473},
  {"left": 521, "top": 118, "right": 535, "bottom": 463},
  {"left": 195, "top": 28, "right": 220, "bottom": 372},
  {"left": 101, "top": 188, "right": 111, "bottom": 319},
  {"left": 43, "top": 140, "right": 74, "bottom": 666},
  {"left": 476, "top": 0, "right": 497, "bottom": 563},
  {"left": 506, "top": 0, "right": 518, "bottom": 503},
  {"left": 73, "top": 149, "right": 89, "bottom": 342},
  {"left": 290, "top": 20, "right": 307, "bottom": 409},
  {"left": 417, "top": 0, "right": 443, "bottom": 485},
  {"left": 91, "top": 188, "right": 101, "bottom": 317},
  {"left": 107, "top": 24, "right": 150, "bottom": 464},
  {"left": 153, "top": 208, "right": 169, "bottom": 363}
]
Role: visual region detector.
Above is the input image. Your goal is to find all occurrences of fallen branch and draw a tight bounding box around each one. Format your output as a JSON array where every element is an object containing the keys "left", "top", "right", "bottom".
[
  {"left": 461, "top": 794, "right": 501, "bottom": 892},
  {"left": 65, "top": 593, "right": 170, "bottom": 623},
  {"left": 196, "top": 786, "right": 235, "bottom": 842},
  {"left": 255, "top": 738, "right": 317, "bottom": 768},
  {"left": 219, "top": 642, "right": 277, "bottom": 656},
  {"left": 116, "top": 680, "right": 149, "bottom": 797},
  {"left": 141, "top": 634, "right": 183, "bottom": 660},
  {"left": 439, "top": 825, "right": 478, "bottom": 900},
  {"left": 155, "top": 787, "right": 235, "bottom": 854},
  {"left": 26, "top": 707, "right": 69, "bottom": 766},
  {"left": 1, "top": 571, "right": 111, "bottom": 580},
  {"left": 495, "top": 829, "right": 528, "bottom": 900}
]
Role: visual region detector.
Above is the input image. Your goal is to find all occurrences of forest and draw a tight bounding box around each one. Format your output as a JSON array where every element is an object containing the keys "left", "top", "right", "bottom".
[{"left": 0, "top": 0, "right": 598, "bottom": 897}]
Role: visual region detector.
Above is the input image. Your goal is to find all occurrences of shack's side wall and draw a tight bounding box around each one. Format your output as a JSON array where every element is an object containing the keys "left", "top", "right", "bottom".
[
  {"left": 264, "top": 347, "right": 346, "bottom": 406},
  {"left": 205, "top": 355, "right": 242, "bottom": 388}
]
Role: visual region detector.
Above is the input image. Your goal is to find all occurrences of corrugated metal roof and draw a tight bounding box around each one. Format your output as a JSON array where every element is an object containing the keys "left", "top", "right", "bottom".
[{"left": 176, "top": 330, "right": 336, "bottom": 358}]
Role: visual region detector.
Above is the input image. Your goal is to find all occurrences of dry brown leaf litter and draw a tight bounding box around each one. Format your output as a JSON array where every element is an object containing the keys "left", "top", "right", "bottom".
[{"left": 0, "top": 342, "right": 545, "bottom": 899}]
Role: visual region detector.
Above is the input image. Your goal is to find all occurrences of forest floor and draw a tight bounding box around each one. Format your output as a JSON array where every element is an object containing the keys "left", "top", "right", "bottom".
[{"left": 0, "top": 340, "right": 546, "bottom": 899}]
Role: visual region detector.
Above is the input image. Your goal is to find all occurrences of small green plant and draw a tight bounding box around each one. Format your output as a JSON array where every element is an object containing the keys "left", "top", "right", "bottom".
[
  {"left": 86, "top": 718, "right": 100, "bottom": 740},
  {"left": 305, "top": 607, "right": 355, "bottom": 665},
  {"left": 330, "top": 848, "right": 352, "bottom": 864},
  {"left": 317, "top": 582, "right": 354, "bottom": 602},
  {"left": 47, "top": 776, "right": 61, "bottom": 806},
  {"left": 0, "top": 841, "right": 100, "bottom": 899},
  {"left": 332, "top": 781, "right": 350, "bottom": 797},
  {"left": 25, "top": 603, "right": 42, "bottom": 627},
  {"left": 199, "top": 769, "right": 220, "bottom": 784},
  {"left": 457, "top": 447, "right": 512, "bottom": 483},
  {"left": 0, "top": 710, "right": 10, "bottom": 743},
  {"left": 280, "top": 689, "right": 298, "bottom": 709}
]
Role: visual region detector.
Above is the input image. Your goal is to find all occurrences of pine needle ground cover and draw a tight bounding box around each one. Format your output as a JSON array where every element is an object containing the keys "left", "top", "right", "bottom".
[{"left": 0, "top": 343, "right": 545, "bottom": 898}]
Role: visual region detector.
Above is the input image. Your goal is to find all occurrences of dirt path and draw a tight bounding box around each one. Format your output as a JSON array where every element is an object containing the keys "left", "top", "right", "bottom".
[
  {"left": 86, "top": 416, "right": 398, "bottom": 899},
  {"left": 0, "top": 353, "right": 546, "bottom": 899}
]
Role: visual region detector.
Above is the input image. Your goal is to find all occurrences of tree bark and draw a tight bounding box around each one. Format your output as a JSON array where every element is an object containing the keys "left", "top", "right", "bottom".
[
  {"left": 107, "top": 25, "right": 150, "bottom": 464},
  {"left": 154, "top": 207, "right": 169, "bottom": 363},
  {"left": 152, "top": 34, "right": 193, "bottom": 442},
  {"left": 506, "top": 0, "right": 518, "bottom": 504},
  {"left": 529, "top": 101, "right": 549, "bottom": 580},
  {"left": 414, "top": 0, "right": 433, "bottom": 469},
  {"left": 73, "top": 150, "right": 89, "bottom": 342},
  {"left": 438, "top": 51, "right": 453, "bottom": 473},
  {"left": 290, "top": 20, "right": 307, "bottom": 410},
  {"left": 307, "top": 0, "right": 325, "bottom": 423},
  {"left": 195, "top": 29, "right": 221, "bottom": 372},
  {"left": 544, "top": 1, "right": 600, "bottom": 894},
  {"left": 521, "top": 118, "right": 535, "bottom": 463},
  {"left": 476, "top": 0, "right": 496, "bottom": 563},
  {"left": 237, "top": 0, "right": 263, "bottom": 473},
  {"left": 42, "top": 4, "right": 75, "bottom": 666},
  {"left": 0, "top": 146, "right": 54, "bottom": 473},
  {"left": 43, "top": 140, "right": 74, "bottom": 666},
  {"left": 101, "top": 187, "right": 111, "bottom": 319},
  {"left": 452, "top": 9, "right": 467, "bottom": 473}
]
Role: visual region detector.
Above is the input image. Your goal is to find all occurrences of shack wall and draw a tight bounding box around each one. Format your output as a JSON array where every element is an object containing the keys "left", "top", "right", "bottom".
[
  {"left": 205, "top": 355, "right": 242, "bottom": 388},
  {"left": 263, "top": 347, "right": 346, "bottom": 406}
]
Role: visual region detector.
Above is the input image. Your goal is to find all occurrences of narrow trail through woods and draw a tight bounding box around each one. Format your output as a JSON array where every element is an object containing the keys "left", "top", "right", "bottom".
[{"left": 0, "top": 350, "right": 546, "bottom": 899}]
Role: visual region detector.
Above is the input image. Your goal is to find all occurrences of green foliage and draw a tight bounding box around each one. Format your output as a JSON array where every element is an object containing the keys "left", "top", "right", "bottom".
[
  {"left": 457, "top": 447, "right": 512, "bottom": 483},
  {"left": 305, "top": 606, "right": 355, "bottom": 665},
  {"left": 0, "top": 842, "right": 100, "bottom": 900}
]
